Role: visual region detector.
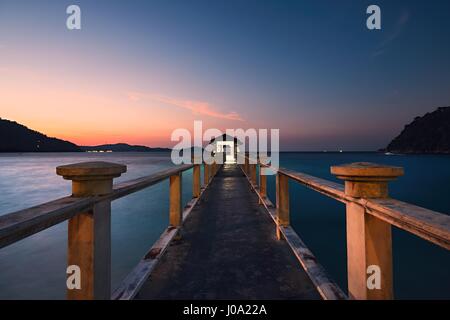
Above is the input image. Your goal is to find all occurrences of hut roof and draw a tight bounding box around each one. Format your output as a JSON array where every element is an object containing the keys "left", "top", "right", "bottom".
[{"left": 209, "top": 134, "right": 243, "bottom": 145}]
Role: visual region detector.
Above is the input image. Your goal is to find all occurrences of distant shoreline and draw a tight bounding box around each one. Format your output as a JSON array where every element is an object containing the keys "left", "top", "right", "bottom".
[{"left": 1, "top": 150, "right": 450, "bottom": 155}]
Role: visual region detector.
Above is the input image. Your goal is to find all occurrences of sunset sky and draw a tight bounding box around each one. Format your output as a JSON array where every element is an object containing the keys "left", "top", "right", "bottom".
[{"left": 1, "top": 0, "right": 450, "bottom": 150}]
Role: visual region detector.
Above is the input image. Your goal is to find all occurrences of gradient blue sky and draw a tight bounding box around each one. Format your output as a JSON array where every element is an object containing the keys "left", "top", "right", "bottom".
[{"left": 1, "top": 0, "right": 450, "bottom": 150}]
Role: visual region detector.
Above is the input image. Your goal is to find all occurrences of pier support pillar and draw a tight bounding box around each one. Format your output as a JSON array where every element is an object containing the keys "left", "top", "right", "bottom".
[
  {"left": 259, "top": 168, "right": 267, "bottom": 204},
  {"left": 204, "top": 163, "right": 210, "bottom": 185},
  {"left": 276, "top": 172, "right": 289, "bottom": 240},
  {"left": 244, "top": 155, "right": 249, "bottom": 175},
  {"left": 57, "top": 161, "right": 126, "bottom": 300},
  {"left": 331, "top": 162, "right": 403, "bottom": 300},
  {"left": 169, "top": 172, "right": 182, "bottom": 227},
  {"left": 193, "top": 165, "right": 201, "bottom": 198},
  {"left": 250, "top": 164, "right": 257, "bottom": 187}
]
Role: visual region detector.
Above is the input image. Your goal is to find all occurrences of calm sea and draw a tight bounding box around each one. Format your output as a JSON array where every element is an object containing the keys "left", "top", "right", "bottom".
[{"left": 0, "top": 152, "right": 449, "bottom": 299}]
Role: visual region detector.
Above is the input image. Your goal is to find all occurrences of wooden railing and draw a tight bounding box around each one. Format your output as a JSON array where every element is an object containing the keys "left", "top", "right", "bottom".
[
  {"left": 0, "top": 161, "right": 221, "bottom": 300},
  {"left": 240, "top": 155, "right": 450, "bottom": 300}
]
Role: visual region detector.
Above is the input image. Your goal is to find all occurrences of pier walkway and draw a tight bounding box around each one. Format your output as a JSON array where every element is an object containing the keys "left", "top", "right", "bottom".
[{"left": 136, "top": 164, "right": 319, "bottom": 299}]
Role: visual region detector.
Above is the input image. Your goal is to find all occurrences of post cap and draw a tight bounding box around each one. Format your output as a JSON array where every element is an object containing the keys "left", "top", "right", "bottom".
[
  {"left": 331, "top": 162, "right": 403, "bottom": 182},
  {"left": 331, "top": 162, "right": 403, "bottom": 198},
  {"left": 56, "top": 161, "right": 127, "bottom": 181}
]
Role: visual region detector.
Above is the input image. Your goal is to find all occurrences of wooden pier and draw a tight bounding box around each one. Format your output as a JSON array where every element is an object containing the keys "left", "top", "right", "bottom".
[{"left": 0, "top": 156, "right": 449, "bottom": 300}]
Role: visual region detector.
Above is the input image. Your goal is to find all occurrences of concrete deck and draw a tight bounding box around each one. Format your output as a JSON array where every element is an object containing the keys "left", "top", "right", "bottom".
[{"left": 136, "top": 164, "right": 320, "bottom": 300}]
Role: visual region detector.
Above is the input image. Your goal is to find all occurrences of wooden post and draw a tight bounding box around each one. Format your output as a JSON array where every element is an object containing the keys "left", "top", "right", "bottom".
[
  {"left": 169, "top": 172, "right": 182, "bottom": 227},
  {"left": 276, "top": 172, "right": 289, "bottom": 240},
  {"left": 331, "top": 162, "right": 404, "bottom": 300},
  {"left": 56, "top": 161, "right": 126, "bottom": 300},
  {"left": 259, "top": 166, "right": 267, "bottom": 204},
  {"left": 250, "top": 164, "right": 257, "bottom": 186},
  {"left": 193, "top": 165, "right": 201, "bottom": 198},
  {"left": 204, "top": 163, "right": 210, "bottom": 185},
  {"left": 245, "top": 156, "right": 249, "bottom": 175}
]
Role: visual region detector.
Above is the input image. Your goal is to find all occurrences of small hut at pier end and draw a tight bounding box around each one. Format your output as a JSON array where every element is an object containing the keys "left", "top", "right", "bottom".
[{"left": 208, "top": 134, "right": 242, "bottom": 164}]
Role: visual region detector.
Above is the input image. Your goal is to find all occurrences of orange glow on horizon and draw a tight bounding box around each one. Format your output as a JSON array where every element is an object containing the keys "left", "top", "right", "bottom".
[{"left": 0, "top": 66, "right": 250, "bottom": 148}]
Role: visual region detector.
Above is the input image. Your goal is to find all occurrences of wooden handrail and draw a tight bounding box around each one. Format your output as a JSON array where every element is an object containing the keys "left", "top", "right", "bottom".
[
  {"left": 0, "top": 196, "right": 95, "bottom": 250},
  {"left": 277, "top": 168, "right": 346, "bottom": 202},
  {"left": 250, "top": 160, "right": 450, "bottom": 250},
  {"left": 362, "top": 198, "right": 450, "bottom": 250},
  {"left": 0, "top": 164, "right": 195, "bottom": 250}
]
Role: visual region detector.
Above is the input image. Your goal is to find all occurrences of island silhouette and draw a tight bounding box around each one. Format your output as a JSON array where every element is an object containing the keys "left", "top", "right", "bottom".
[{"left": 0, "top": 118, "right": 170, "bottom": 152}]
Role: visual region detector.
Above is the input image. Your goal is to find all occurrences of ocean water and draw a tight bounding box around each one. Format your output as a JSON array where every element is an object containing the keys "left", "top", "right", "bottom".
[{"left": 0, "top": 152, "right": 449, "bottom": 299}]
